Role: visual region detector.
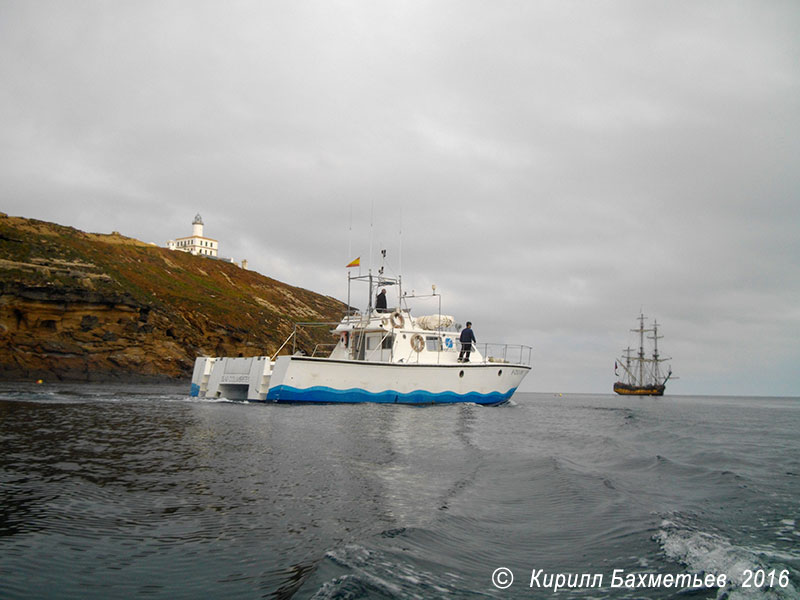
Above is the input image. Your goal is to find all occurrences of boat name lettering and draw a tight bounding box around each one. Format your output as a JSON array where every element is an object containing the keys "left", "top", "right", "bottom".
[{"left": 221, "top": 374, "right": 250, "bottom": 384}]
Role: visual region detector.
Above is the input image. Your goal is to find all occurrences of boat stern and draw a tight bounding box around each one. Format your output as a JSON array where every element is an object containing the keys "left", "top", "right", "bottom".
[{"left": 190, "top": 356, "right": 274, "bottom": 400}]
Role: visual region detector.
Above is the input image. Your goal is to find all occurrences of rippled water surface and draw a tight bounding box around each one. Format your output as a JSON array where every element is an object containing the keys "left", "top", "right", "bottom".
[{"left": 1, "top": 384, "right": 798, "bottom": 599}]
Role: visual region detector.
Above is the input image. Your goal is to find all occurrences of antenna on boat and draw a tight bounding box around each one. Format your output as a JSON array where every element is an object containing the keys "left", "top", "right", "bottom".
[
  {"left": 398, "top": 205, "right": 403, "bottom": 279},
  {"left": 347, "top": 203, "right": 353, "bottom": 305},
  {"left": 369, "top": 200, "right": 374, "bottom": 274},
  {"left": 348, "top": 203, "right": 353, "bottom": 266}
]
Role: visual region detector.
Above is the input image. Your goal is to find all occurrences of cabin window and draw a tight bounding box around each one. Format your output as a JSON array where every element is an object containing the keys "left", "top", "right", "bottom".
[
  {"left": 382, "top": 335, "right": 394, "bottom": 349},
  {"left": 367, "top": 335, "right": 382, "bottom": 350},
  {"left": 425, "top": 336, "right": 441, "bottom": 351}
]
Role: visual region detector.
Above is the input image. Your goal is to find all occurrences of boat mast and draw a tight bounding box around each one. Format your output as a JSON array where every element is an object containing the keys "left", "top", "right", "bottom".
[
  {"left": 625, "top": 347, "right": 633, "bottom": 380},
  {"left": 368, "top": 271, "right": 374, "bottom": 313},
  {"left": 347, "top": 271, "right": 352, "bottom": 318},
  {"left": 633, "top": 313, "right": 646, "bottom": 386},
  {"left": 650, "top": 320, "right": 662, "bottom": 385},
  {"left": 618, "top": 346, "right": 636, "bottom": 384}
]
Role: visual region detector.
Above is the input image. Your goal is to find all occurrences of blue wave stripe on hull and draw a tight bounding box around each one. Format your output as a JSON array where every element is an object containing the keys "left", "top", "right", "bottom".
[{"left": 266, "top": 385, "right": 516, "bottom": 405}]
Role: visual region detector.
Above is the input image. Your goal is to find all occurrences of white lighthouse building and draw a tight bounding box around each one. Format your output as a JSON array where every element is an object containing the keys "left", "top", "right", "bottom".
[
  {"left": 166, "top": 214, "right": 218, "bottom": 257},
  {"left": 192, "top": 214, "right": 203, "bottom": 238}
]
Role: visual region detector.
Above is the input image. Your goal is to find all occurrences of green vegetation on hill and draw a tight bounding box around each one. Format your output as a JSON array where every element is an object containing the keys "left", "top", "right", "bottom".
[{"left": 0, "top": 213, "right": 346, "bottom": 381}]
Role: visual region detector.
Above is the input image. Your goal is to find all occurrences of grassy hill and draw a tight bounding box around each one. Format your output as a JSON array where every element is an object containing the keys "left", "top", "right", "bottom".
[{"left": 0, "top": 213, "right": 346, "bottom": 382}]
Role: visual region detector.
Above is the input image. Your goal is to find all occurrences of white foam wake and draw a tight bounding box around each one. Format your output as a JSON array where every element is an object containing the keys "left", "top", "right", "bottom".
[{"left": 655, "top": 519, "right": 798, "bottom": 599}]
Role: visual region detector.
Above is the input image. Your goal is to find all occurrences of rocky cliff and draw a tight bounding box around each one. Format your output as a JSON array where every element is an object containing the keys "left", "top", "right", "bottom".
[{"left": 0, "top": 213, "right": 347, "bottom": 382}]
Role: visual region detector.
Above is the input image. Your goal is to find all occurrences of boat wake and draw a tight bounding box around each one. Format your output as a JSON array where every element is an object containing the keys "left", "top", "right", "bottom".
[
  {"left": 310, "top": 539, "right": 488, "bottom": 600},
  {"left": 655, "top": 516, "right": 799, "bottom": 599}
]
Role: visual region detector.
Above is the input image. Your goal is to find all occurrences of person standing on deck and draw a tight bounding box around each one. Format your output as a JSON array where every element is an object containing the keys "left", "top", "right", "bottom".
[
  {"left": 458, "top": 322, "right": 476, "bottom": 362},
  {"left": 375, "top": 288, "right": 388, "bottom": 313}
]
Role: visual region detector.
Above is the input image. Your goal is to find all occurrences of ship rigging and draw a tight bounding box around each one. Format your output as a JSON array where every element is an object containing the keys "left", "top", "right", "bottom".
[{"left": 614, "top": 313, "right": 673, "bottom": 396}]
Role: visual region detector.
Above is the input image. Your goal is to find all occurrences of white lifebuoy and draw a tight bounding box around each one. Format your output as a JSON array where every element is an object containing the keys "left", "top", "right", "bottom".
[
  {"left": 410, "top": 334, "right": 424, "bottom": 353},
  {"left": 390, "top": 311, "right": 405, "bottom": 329}
]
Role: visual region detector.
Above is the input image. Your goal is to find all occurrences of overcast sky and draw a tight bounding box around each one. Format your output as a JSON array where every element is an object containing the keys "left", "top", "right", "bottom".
[{"left": 2, "top": 1, "right": 798, "bottom": 395}]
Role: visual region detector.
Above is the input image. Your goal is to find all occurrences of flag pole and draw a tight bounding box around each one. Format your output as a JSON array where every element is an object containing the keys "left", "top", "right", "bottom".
[
  {"left": 348, "top": 203, "right": 352, "bottom": 303},
  {"left": 348, "top": 203, "right": 352, "bottom": 268}
]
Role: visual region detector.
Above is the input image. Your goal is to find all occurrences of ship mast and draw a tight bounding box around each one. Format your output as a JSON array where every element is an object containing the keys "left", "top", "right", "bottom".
[
  {"left": 650, "top": 320, "right": 662, "bottom": 385},
  {"left": 620, "top": 346, "right": 635, "bottom": 385},
  {"left": 632, "top": 313, "right": 648, "bottom": 386},
  {"left": 648, "top": 319, "right": 672, "bottom": 385}
]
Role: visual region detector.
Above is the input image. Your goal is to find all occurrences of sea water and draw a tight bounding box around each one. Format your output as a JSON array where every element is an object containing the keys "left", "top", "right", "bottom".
[{"left": 0, "top": 383, "right": 798, "bottom": 599}]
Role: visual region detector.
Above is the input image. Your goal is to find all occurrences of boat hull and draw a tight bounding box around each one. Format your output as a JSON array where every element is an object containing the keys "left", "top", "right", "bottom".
[
  {"left": 613, "top": 381, "right": 665, "bottom": 396},
  {"left": 266, "top": 356, "right": 530, "bottom": 405}
]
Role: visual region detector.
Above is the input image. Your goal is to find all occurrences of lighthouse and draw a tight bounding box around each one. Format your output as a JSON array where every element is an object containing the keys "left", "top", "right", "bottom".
[
  {"left": 192, "top": 213, "right": 204, "bottom": 238},
  {"left": 166, "top": 213, "right": 218, "bottom": 257}
]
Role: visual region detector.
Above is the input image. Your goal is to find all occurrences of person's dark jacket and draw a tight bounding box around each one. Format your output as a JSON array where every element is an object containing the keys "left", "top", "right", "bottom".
[
  {"left": 375, "top": 291, "right": 387, "bottom": 312},
  {"left": 460, "top": 327, "right": 476, "bottom": 344}
]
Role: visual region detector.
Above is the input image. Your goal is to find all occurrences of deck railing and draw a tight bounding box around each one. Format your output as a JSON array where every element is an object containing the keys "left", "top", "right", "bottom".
[
  {"left": 275, "top": 320, "right": 533, "bottom": 366},
  {"left": 311, "top": 343, "right": 337, "bottom": 357},
  {"left": 476, "top": 343, "right": 533, "bottom": 366}
]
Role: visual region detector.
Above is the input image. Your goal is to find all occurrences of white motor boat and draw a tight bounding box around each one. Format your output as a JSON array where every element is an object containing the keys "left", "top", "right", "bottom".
[{"left": 190, "top": 264, "right": 532, "bottom": 405}]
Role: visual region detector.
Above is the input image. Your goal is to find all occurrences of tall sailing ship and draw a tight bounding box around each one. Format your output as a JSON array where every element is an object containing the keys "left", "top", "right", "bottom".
[{"left": 614, "top": 313, "right": 673, "bottom": 396}]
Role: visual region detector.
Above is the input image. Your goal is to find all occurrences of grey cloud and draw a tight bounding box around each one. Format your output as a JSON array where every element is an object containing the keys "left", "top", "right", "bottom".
[{"left": 2, "top": 0, "right": 798, "bottom": 394}]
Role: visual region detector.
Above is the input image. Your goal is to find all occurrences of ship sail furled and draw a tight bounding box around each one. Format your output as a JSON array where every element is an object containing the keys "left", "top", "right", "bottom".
[{"left": 613, "top": 313, "right": 673, "bottom": 396}]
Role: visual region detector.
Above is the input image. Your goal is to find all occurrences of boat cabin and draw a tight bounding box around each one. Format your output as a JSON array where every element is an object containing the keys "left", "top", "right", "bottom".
[
  {"left": 327, "top": 309, "right": 478, "bottom": 365},
  {"left": 310, "top": 269, "right": 480, "bottom": 364}
]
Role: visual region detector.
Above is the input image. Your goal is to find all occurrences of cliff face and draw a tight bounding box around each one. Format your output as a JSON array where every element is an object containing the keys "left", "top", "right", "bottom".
[{"left": 0, "top": 214, "right": 346, "bottom": 382}]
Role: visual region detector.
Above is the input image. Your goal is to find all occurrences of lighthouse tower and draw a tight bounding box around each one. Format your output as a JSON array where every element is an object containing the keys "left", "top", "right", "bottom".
[
  {"left": 166, "top": 213, "right": 218, "bottom": 257},
  {"left": 192, "top": 213, "right": 204, "bottom": 238}
]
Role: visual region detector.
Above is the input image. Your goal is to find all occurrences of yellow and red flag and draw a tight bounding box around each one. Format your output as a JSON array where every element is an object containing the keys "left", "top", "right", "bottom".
[{"left": 346, "top": 257, "right": 360, "bottom": 268}]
